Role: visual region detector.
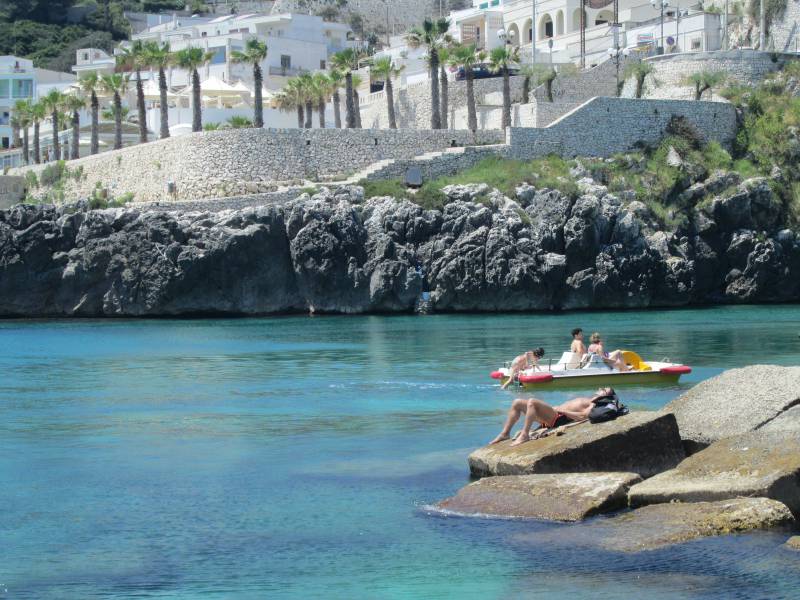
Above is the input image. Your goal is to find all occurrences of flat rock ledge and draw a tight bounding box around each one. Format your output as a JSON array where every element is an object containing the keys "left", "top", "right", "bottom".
[
  {"left": 468, "top": 412, "right": 684, "bottom": 478},
  {"left": 664, "top": 365, "right": 800, "bottom": 452},
  {"left": 628, "top": 429, "right": 800, "bottom": 515},
  {"left": 785, "top": 535, "right": 800, "bottom": 550},
  {"left": 587, "top": 498, "right": 795, "bottom": 552},
  {"left": 437, "top": 472, "right": 642, "bottom": 521}
]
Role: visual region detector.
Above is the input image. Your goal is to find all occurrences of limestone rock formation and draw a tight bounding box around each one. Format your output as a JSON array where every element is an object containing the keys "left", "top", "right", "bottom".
[
  {"left": 628, "top": 430, "right": 800, "bottom": 515},
  {"left": 786, "top": 535, "right": 800, "bottom": 550},
  {"left": 467, "top": 412, "right": 684, "bottom": 478},
  {"left": 1, "top": 176, "right": 799, "bottom": 317},
  {"left": 664, "top": 365, "right": 800, "bottom": 451},
  {"left": 437, "top": 472, "right": 642, "bottom": 521},
  {"left": 584, "top": 498, "right": 795, "bottom": 552}
]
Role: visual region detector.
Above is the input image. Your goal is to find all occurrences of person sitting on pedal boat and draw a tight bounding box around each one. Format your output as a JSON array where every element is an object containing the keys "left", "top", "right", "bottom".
[
  {"left": 587, "top": 332, "right": 629, "bottom": 372},
  {"left": 501, "top": 347, "right": 545, "bottom": 390}
]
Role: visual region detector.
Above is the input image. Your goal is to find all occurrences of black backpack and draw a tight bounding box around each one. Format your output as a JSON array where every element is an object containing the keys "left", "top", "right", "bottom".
[{"left": 589, "top": 394, "right": 629, "bottom": 424}]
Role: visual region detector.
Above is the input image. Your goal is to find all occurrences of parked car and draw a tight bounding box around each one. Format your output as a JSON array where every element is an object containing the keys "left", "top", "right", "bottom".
[{"left": 455, "top": 63, "right": 520, "bottom": 81}]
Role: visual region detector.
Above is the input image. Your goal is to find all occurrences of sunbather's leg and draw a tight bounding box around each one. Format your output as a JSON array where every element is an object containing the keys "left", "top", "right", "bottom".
[
  {"left": 489, "top": 398, "right": 529, "bottom": 444},
  {"left": 510, "top": 398, "right": 557, "bottom": 446}
]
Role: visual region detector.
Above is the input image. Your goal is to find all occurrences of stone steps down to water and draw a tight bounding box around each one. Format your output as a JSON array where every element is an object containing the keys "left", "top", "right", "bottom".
[
  {"left": 467, "top": 412, "right": 685, "bottom": 479},
  {"left": 437, "top": 472, "right": 642, "bottom": 522}
]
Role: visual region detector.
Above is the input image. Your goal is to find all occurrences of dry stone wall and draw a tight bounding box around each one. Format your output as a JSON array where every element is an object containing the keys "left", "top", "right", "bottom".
[
  {"left": 15, "top": 128, "right": 503, "bottom": 203},
  {"left": 508, "top": 97, "right": 737, "bottom": 159},
  {"left": 771, "top": 0, "right": 800, "bottom": 53},
  {"left": 271, "top": 0, "right": 436, "bottom": 31},
  {"left": 621, "top": 50, "right": 797, "bottom": 100}
]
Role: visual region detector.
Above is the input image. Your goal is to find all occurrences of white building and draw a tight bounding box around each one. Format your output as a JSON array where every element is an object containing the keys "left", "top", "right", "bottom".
[{"left": 128, "top": 12, "right": 353, "bottom": 90}]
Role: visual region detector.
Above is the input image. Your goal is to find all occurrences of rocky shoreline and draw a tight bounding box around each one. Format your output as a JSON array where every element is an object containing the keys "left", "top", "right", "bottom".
[
  {"left": 1, "top": 171, "right": 799, "bottom": 317},
  {"left": 437, "top": 365, "right": 800, "bottom": 552}
]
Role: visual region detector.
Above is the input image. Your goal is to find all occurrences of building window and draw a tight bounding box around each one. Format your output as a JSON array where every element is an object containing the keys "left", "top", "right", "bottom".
[
  {"left": 691, "top": 38, "right": 701, "bottom": 50},
  {"left": 0, "top": 80, "right": 9, "bottom": 98},
  {"left": 201, "top": 31, "right": 207, "bottom": 37},
  {"left": 281, "top": 55, "right": 291, "bottom": 73},
  {"left": 83, "top": 52, "right": 89, "bottom": 61},
  {"left": 11, "top": 79, "right": 33, "bottom": 99},
  {"left": 320, "top": 60, "right": 326, "bottom": 70},
  {"left": 2, "top": 136, "right": 9, "bottom": 149}
]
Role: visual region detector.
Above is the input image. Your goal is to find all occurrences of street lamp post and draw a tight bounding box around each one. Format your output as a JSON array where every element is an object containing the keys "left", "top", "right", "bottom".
[
  {"left": 608, "top": 46, "right": 630, "bottom": 95},
  {"left": 650, "top": 0, "right": 669, "bottom": 54}
]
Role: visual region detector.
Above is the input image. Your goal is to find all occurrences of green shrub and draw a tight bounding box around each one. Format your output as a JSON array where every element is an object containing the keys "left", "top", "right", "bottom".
[
  {"left": 359, "top": 178, "right": 407, "bottom": 199},
  {"left": 204, "top": 122, "right": 221, "bottom": 131},
  {"left": 227, "top": 116, "right": 253, "bottom": 129},
  {"left": 39, "top": 160, "right": 66, "bottom": 187},
  {"left": 410, "top": 183, "right": 447, "bottom": 211},
  {"left": 300, "top": 186, "right": 319, "bottom": 196},
  {"left": 24, "top": 170, "right": 39, "bottom": 189}
]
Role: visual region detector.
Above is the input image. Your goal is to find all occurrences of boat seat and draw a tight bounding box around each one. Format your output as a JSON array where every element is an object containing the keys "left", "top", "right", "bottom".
[
  {"left": 581, "top": 353, "right": 613, "bottom": 370},
  {"left": 556, "top": 351, "right": 583, "bottom": 370}
]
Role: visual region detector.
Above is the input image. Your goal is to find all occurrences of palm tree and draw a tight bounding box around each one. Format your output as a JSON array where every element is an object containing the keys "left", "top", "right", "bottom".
[
  {"left": 297, "top": 72, "right": 315, "bottom": 128},
  {"left": 624, "top": 61, "right": 655, "bottom": 99},
  {"left": 117, "top": 40, "right": 149, "bottom": 144},
  {"left": 351, "top": 74, "right": 363, "bottom": 129},
  {"left": 370, "top": 56, "right": 404, "bottom": 129},
  {"left": 9, "top": 114, "right": 21, "bottom": 149},
  {"left": 685, "top": 70, "right": 726, "bottom": 100},
  {"left": 29, "top": 101, "right": 46, "bottom": 164},
  {"left": 328, "top": 68, "right": 345, "bottom": 128},
  {"left": 275, "top": 86, "right": 302, "bottom": 128},
  {"left": 41, "top": 89, "right": 66, "bottom": 160},
  {"left": 101, "top": 73, "right": 129, "bottom": 149},
  {"left": 13, "top": 100, "right": 31, "bottom": 164},
  {"left": 406, "top": 17, "right": 451, "bottom": 129},
  {"left": 282, "top": 78, "right": 306, "bottom": 128},
  {"left": 438, "top": 46, "right": 451, "bottom": 129},
  {"left": 312, "top": 72, "right": 332, "bottom": 128},
  {"left": 79, "top": 73, "right": 101, "bottom": 154},
  {"left": 330, "top": 49, "right": 359, "bottom": 128},
  {"left": 63, "top": 94, "right": 85, "bottom": 159},
  {"left": 143, "top": 41, "right": 172, "bottom": 139},
  {"left": 488, "top": 45, "right": 519, "bottom": 129},
  {"left": 231, "top": 38, "right": 268, "bottom": 127},
  {"left": 173, "top": 47, "right": 213, "bottom": 132},
  {"left": 448, "top": 43, "right": 486, "bottom": 132}
]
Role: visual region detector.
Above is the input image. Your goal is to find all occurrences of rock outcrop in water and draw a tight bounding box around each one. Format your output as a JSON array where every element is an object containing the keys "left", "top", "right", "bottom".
[{"left": 1, "top": 176, "right": 799, "bottom": 317}]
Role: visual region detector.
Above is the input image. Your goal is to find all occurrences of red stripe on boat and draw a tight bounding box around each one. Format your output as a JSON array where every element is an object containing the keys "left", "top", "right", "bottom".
[
  {"left": 518, "top": 373, "right": 554, "bottom": 384},
  {"left": 490, "top": 371, "right": 504, "bottom": 380},
  {"left": 660, "top": 365, "right": 692, "bottom": 375}
]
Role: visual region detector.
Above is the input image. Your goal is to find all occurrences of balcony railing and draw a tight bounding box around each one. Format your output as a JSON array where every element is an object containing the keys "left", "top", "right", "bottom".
[{"left": 268, "top": 65, "right": 303, "bottom": 77}]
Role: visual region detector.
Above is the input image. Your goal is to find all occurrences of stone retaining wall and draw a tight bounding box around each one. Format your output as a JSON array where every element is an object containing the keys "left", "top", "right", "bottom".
[
  {"left": 15, "top": 128, "right": 503, "bottom": 203},
  {"left": 621, "top": 50, "right": 797, "bottom": 100},
  {"left": 508, "top": 97, "right": 737, "bottom": 159}
]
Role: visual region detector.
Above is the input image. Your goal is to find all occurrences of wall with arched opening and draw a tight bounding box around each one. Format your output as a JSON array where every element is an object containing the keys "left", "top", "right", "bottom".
[
  {"left": 522, "top": 18, "right": 532, "bottom": 42},
  {"left": 507, "top": 23, "right": 520, "bottom": 46},
  {"left": 571, "top": 8, "right": 586, "bottom": 31},
  {"left": 539, "top": 14, "right": 554, "bottom": 38},
  {"left": 594, "top": 10, "right": 613, "bottom": 25},
  {"left": 556, "top": 10, "right": 564, "bottom": 35}
]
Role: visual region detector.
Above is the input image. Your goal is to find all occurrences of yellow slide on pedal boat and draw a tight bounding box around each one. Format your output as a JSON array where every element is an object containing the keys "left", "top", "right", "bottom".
[{"left": 490, "top": 350, "right": 691, "bottom": 390}]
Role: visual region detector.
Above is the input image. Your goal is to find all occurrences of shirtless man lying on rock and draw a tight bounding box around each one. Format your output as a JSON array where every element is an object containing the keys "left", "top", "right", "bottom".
[{"left": 489, "top": 387, "right": 616, "bottom": 446}]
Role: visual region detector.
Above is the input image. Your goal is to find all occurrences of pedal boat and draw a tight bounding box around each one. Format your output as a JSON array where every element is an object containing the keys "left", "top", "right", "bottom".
[{"left": 490, "top": 351, "right": 691, "bottom": 390}]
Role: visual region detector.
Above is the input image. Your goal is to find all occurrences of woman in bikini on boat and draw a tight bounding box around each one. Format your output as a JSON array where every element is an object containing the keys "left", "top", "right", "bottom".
[{"left": 587, "top": 332, "right": 629, "bottom": 371}]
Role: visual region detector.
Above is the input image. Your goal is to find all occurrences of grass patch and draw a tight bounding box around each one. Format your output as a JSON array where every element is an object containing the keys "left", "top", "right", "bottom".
[{"left": 359, "top": 178, "right": 407, "bottom": 199}]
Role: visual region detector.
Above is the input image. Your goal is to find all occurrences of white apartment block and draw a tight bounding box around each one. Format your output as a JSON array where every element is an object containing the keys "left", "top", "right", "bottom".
[{"left": 126, "top": 12, "right": 353, "bottom": 90}]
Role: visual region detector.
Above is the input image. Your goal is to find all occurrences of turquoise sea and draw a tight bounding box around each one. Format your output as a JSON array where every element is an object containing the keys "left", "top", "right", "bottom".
[{"left": 2, "top": 305, "right": 800, "bottom": 599}]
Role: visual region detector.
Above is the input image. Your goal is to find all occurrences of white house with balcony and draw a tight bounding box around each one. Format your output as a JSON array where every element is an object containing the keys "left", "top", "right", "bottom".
[{"left": 127, "top": 12, "right": 352, "bottom": 91}]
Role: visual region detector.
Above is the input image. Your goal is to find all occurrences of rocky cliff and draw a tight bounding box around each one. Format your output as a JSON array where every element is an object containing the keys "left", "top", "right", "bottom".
[{"left": 1, "top": 175, "right": 799, "bottom": 317}]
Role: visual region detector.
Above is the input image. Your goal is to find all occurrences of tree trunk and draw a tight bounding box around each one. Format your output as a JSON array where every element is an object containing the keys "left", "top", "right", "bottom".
[
  {"left": 522, "top": 76, "right": 531, "bottom": 104},
  {"left": 114, "top": 92, "right": 122, "bottom": 149},
  {"left": 136, "top": 69, "right": 147, "bottom": 144},
  {"left": 546, "top": 80, "right": 554, "bottom": 102},
  {"left": 296, "top": 104, "right": 304, "bottom": 128},
  {"left": 304, "top": 100, "right": 313, "bottom": 128},
  {"left": 501, "top": 67, "right": 511, "bottom": 129},
  {"left": 317, "top": 100, "right": 326, "bottom": 128},
  {"left": 333, "top": 89, "right": 342, "bottom": 128},
  {"left": 429, "top": 49, "right": 441, "bottom": 129},
  {"left": 354, "top": 90, "right": 362, "bottom": 128},
  {"left": 345, "top": 72, "right": 356, "bottom": 128},
  {"left": 386, "top": 76, "right": 397, "bottom": 129},
  {"left": 192, "top": 68, "right": 202, "bottom": 132},
  {"left": 22, "top": 126, "right": 29, "bottom": 164},
  {"left": 253, "top": 64, "right": 264, "bottom": 127},
  {"left": 466, "top": 70, "right": 477, "bottom": 132},
  {"left": 158, "top": 67, "right": 170, "bottom": 139},
  {"left": 33, "top": 121, "right": 40, "bottom": 164},
  {"left": 91, "top": 91, "right": 100, "bottom": 153},
  {"left": 11, "top": 122, "right": 20, "bottom": 148},
  {"left": 71, "top": 110, "right": 80, "bottom": 159},
  {"left": 635, "top": 76, "right": 644, "bottom": 99},
  {"left": 51, "top": 110, "right": 60, "bottom": 160},
  {"left": 440, "top": 63, "right": 448, "bottom": 129}
]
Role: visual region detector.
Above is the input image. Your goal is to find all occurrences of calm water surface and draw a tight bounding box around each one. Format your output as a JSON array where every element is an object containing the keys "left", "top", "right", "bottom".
[{"left": 2, "top": 306, "right": 800, "bottom": 599}]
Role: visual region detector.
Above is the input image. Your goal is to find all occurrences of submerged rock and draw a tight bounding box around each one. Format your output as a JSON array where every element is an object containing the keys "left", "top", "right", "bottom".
[
  {"left": 664, "top": 365, "right": 800, "bottom": 451},
  {"left": 468, "top": 412, "right": 684, "bottom": 478},
  {"left": 587, "top": 498, "right": 794, "bottom": 552},
  {"left": 786, "top": 535, "right": 800, "bottom": 550},
  {"left": 437, "top": 472, "right": 641, "bottom": 521},
  {"left": 628, "top": 430, "right": 800, "bottom": 515}
]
